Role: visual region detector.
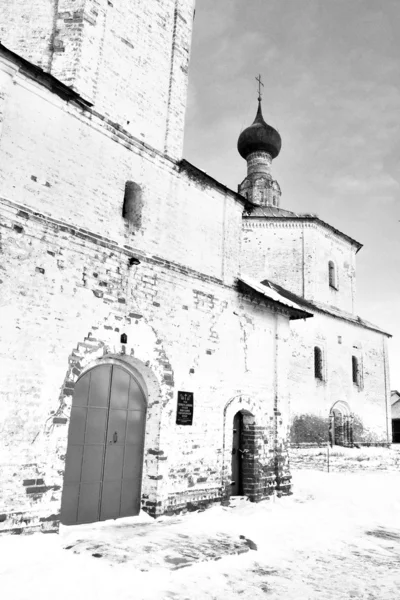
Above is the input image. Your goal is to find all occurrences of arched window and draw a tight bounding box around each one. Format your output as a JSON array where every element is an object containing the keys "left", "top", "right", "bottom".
[
  {"left": 314, "top": 346, "right": 323, "bottom": 380},
  {"left": 122, "top": 181, "right": 143, "bottom": 229},
  {"left": 328, "top": 261, "right": 338, "bottom": 289},
  {"left": 352, "top": 355, "right": 359, "bottom": 386}
]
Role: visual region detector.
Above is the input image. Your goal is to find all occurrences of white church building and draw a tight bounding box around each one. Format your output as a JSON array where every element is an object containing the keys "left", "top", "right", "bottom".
[{"left": 0, "top": 0, "right": 391, "bottom": 534}]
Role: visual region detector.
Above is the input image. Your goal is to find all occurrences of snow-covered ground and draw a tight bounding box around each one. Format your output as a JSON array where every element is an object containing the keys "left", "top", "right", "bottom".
[
  {"left": 2, "top": 468, "right": 400, "bottom": 599},
  {"left": 290, "top": 444, "right": 400, "bottom": 472}
]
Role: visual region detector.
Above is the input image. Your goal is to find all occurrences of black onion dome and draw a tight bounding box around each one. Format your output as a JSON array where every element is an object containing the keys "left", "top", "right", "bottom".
[{"left": 237, "top": 101, "right": 282, "bottom": 160}]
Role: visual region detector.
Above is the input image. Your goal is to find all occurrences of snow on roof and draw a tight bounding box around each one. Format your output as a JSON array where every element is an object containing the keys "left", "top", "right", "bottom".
[
  {"left": 238, "top": 275, "right": 313, "bottom": 321},
  {"left": 261, "top": 279, "right": 391, "bottom": 337},
  {"left": 391, "top": 390, "right": 400, "bottom": 405}
]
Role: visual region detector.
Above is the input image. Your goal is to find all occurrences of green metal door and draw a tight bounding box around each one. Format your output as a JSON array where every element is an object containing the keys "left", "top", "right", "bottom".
[{"left": 61, "top": 364, "right": 146, "bottom": 525}]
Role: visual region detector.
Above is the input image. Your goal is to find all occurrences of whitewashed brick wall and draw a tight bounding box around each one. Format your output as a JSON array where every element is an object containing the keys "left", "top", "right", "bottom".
[
  {"left": 0, "top": 197, "right": 292, "bottom": 531},
  {"left": 0, "top": 56, "right": 241, "bottom": 286},
  {"left": 242, "top": 221, "right": 304, "bottom": 295}
]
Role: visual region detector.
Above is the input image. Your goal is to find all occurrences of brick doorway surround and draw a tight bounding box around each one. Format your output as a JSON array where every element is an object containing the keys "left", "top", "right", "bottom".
[
  {"left": 223, "top": 395, "right": 277, "bottom": 502},
  {"left": 329, "top": 401, "right": 354, "bottom": 447}
]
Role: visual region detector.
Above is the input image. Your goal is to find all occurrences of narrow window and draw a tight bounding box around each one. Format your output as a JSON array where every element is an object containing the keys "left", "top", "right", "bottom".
[
  {"left": 328, "top": 261, "right": 338, "bottom": 289},
  {"left": 352, "top": 355, "right": 359, "bottom": 386},
  {"left": 122, "top": 181, "right": 143, "bottom": 229},
  {"left": 314, "top": 346, "right": 323, "bottom": 380}
]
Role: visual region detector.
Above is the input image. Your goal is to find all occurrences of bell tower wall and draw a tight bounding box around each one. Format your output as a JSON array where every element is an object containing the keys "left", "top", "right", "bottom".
[{"left": 0, "top": 0, "right": 196, "bottom": 160}]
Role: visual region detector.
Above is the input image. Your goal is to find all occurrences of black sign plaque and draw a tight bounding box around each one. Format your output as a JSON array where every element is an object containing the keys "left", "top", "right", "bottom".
[{"left": 176, "top": 391, "right": 194, "bottom": 426}]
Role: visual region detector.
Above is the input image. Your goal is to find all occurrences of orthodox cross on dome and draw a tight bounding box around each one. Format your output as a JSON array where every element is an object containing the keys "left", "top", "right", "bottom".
[{"left": 256, "top": 74, "right": 264, "bottom": 102}]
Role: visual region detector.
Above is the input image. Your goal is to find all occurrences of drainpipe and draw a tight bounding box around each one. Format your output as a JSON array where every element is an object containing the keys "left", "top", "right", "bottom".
[
  {"left": 301, "top": 227, "right": 305, "bottom": 297},
  {"left": 273, "top": 313, "right": 280, "bottom": 490},
  {"left": 382, "top": 336, "right": 391, "bottom": 446},
  {"left": 221, "top": 191, "right": 228, "bottom": 281}
]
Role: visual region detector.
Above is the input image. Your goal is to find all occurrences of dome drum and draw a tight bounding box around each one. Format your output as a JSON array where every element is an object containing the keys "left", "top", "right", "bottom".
[
  {"left": 238, "top": 174, "right": 282, "bottom": 208},
  {"left": 246, "top": 150, "right": 272, "bottom": 175}
]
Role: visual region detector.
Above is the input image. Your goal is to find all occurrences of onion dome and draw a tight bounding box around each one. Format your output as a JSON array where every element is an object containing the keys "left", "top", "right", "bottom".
[{"left": 237, "top": 101, "right": 281, "bottom": 160}]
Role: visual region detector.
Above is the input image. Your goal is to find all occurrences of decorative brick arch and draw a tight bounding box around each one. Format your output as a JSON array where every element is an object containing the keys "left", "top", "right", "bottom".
[
  {"left": 222, "top": 394, "right": 276, "bottom": 502},
  {"left": 54, "top": 338, "right": 160, "bottom": 419},
  {"left": 331, "top": 400, "right": 352, "bottom": 417},
  {"left": 330, "top": 401, "right": 354, "bottom": 447},
  {"left": 53, "top": 326, "right": 169, "bottom": 517},
  {"left": 52, "top": 307, "right": 175, "bottom": 421}
]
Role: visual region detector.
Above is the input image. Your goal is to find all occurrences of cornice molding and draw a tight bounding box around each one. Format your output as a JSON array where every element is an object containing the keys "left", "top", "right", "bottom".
[{"left": 242, "top": 217, "right": 361, "bottom": 251}]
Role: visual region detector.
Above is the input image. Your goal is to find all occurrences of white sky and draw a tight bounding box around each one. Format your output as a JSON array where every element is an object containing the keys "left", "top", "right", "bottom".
[{"left": 184, "top": 0, "right": 400, "bottom": 388}]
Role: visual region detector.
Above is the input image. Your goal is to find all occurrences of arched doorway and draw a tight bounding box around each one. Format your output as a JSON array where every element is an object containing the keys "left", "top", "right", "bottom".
[
  {"left": 61, "top": 363, "right": 147, "bottom": 525},
  {"left": 329, "top": 401, "right": 353, "bottom": 447},
  {"left": 230, "top": 410, "right": 256, "bottom": 496}
]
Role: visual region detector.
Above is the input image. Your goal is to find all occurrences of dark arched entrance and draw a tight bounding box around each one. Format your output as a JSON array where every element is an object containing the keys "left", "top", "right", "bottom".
[
  {"left": 61, "top": 363, "right": 147, "bottom": 525},
  {"left": 231, "top": 411, "right": 244, "bottom": 495}
]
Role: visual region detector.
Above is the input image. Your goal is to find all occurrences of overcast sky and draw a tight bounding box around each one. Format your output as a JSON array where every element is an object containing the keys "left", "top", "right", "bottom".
[{"left": 184, "top": 0, "right": 400, "bottom": 388}]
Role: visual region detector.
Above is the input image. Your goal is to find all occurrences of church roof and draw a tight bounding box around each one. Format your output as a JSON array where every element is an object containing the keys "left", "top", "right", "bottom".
[
  {"left": 180, "top": 160, "right": 254, "bottom": 211},
  {"left": 238, "top": 275, "right": 313, "bottom": 321},
  {"left": 243, "top": 207, "right": 363, "bottom": 252},
  {"left": 391, "top": 390, "right": 400, "bottom": 404},
  {"left": 260, "top": 279, "right": 391, "bottom": 337},
  {"left": 0, "top": 42, "right": 93, "bottom": 109},
  {"left": 244, "top": 206, "right": 299, "bottom": 218}
]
